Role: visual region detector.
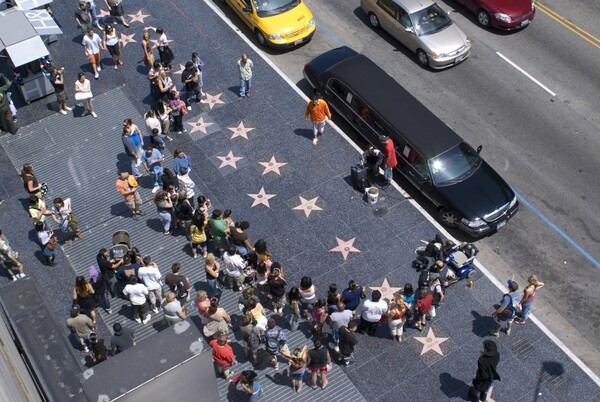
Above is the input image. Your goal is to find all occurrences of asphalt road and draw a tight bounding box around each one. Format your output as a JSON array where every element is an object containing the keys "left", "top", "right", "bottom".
[{"left": 210, "top": 0, "right": 600, "bottom": 375}]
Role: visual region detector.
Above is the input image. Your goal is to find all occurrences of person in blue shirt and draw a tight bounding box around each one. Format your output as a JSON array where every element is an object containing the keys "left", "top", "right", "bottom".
[
  {"left": 141, "top": 147, "right": 164, "bottom": 193},
  {"left": 173, "top": 148, "right": 191, "bottom": 173},
  {"left": 341, "top": 280, "right": 364, "bottom": 311},
  {"left": 491, "top": 281, "right": 520, "bottom": 337}
]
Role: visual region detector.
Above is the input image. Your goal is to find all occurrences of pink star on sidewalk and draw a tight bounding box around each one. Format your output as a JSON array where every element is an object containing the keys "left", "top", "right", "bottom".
[
  {"left": 149, "top": 38, "right": 173, "bottom": 49},
  {"left": 258, "top": 156, "right": 287, "bottom": 175},
  {"left": 217, "top": 151, "right": 243, "bottom": 169},
  {"left": 228, "top": 121, "right": 254, "bottom": 140},
  {"left": 172, "top": 64, "right": 186, "bottom": 75},
  {"left": 293, "top": 196, "right": 323, "bottom": 218},
  {"left": 248, "top": 187, "right": 276, "bottom": 208},
  {"left": 414, "top": 328, "right": 449, "bottom": 356},
  {"left": 329, "top": 237, "right": 360, "bottom": 260},
  {"left": 127, "top": 10, "right": 150, "bottom": 23},
  {"left": 369, "top": 278, "right": 402, "bottom": 302},
  {"left": 202, "top": 92, "right": 225, "bottom": 110},
  {"left": 97, "top": 9, "right": 110, "bottom": 18},
  {"left": 119, "top": 33, "right": 136, "bottom": 47},
  {"left": 187, "top": 116, "right": 213, "bottom": 134}
]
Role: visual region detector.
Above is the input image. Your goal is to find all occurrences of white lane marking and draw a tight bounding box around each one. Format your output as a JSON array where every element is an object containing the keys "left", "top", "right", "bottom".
[
  {"left": 203, "top": 0, "right": 600, "bottom": 386},
  {"left": 496, "top": 51, "right": 557, "bottom": 96}
]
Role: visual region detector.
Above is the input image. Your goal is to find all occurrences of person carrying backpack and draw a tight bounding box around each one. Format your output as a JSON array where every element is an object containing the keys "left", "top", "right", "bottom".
[
  {"left": 491, "top": 281, "right": 520, "bottom": 337},
  {"left": 165, "top": 263, "right": 191, "bottom": 304},
  {"left": 263, "top": 318, "right": 289, "bottom": 370}
]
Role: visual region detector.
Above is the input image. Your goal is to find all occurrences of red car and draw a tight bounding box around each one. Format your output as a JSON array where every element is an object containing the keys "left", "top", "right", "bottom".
[{"left": 456, "top": 0, "right": 535, "bottom": 30}]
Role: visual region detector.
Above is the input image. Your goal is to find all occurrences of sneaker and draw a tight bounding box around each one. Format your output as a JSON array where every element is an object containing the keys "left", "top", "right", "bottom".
[
  {"left": 83, "top": 346, "right": 89, "bottom": 353},
  {"left": 97, "top": 66, "right": 102, "bottom": 72},
  {"left": 151, "top": 186, "right": 160, "bottom": 194},
  {"left": 11, "top": 276, "right": 17, "bottom": 281},
  {"left": 91, "top": 112, "right": 97, "bottom": 118},
  {"left": 59, "top": 110, "right": 67, "bottom": 115},
  {"left": 312, "top": 137, "right": 318, "bottom": 145},
  {"left": 187, "top": 106, "right": 192, "bottom": 111},
  {"left": 65, "top": 106, "right": 73, "bottom": 111},
  {"left": 135, "top": 317, "right": 142, "bottom": 324},
  {"left": 329, "top": 342, "right": 339, "bottom": 352},
  {"left": 18, "top": 273, "right": 26, "bottom": 278},
  {"left": 132, "top": 213, "right": 139, "bottom": 220},
  {"left": 142, "top": 314, "right": 151, "bottom": 324},
  {"left": 107, "top": 309, "right": 112, "bottom": 314},
  {"left": 491, "top": 331, "right": 500, "bottom": 338},
  {"left": 135, "top": 210, "right": 145, "bottom": 216},
  {"left": 94, "top": 73, "right": 99, "bottom": 79},
  {"left": 152, "top": 307, "right": 159, "bottom": 314},
  {"left": 506, "top": 327, "right": 512, "bottom": 336}
]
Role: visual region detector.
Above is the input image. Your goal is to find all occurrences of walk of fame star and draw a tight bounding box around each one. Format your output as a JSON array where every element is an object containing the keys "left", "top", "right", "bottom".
[
  {"left": 258, "top": 156, "right": 287, "bottom": 175},
  {"left": 293, "top": 196, "right": 323, "bottom": 218},
  {"left": 414, "top": 328, "right": 449, "bottom": 356},
  {"left": 329, "top": 237, "right": 360, "bottom": 260},
  {"left": 248, "top": 187, "right": 276, "bottom": 208},
  {"left": 186, "top": 117, "right": 213, "bottom": 134},
  {"left": 201, "top": 92, "right": 225, "bottom": 110},
  {"left": 217, "top": 151, "right": 243, "bottom": 169},
  {"left": 127, "top": 10, "right": 150, "bottom": 23},
  {"left": 228, "top": 122, "right": 254, "bottom": 140},
  {"left": 119, "top": 33, "right": 136, "bottom": 47},
  {"left": 369, "top": 278, "right": 402, "bottom": 302},
  {"left": 172, "top": 64, "right": 186, "bottom": 75}
]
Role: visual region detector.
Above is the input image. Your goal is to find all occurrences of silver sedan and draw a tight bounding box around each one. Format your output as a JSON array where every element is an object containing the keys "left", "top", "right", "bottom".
[{"left": 361, "top": 0, "right": 471, "bottom": 69}]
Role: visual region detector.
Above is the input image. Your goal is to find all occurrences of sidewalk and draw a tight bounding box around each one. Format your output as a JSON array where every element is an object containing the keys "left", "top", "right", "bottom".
[{"left": 0, "top": 0, "right": 598, "bottom": 401}]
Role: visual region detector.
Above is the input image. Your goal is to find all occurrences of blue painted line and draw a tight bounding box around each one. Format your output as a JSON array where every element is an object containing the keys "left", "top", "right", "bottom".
[
  {"left": 315, "top": 20, "right": 345, "bottom": 47},
  {"left": 515, "top": 191, "right": 600, "bottom": 269}
]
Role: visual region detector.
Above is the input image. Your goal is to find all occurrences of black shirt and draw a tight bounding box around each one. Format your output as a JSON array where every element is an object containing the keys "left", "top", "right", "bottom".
[
  {"left": 181, "top": 68, "right": 198, "bottom": 89},
  {"left": 116, "top": 263, "right": 140, "bottom": 281},
  {"left": 97, "top": 255, "right": 115, "bottom": 279},
  {"left": 75, "top": 7, "right": 91, "bottom": 25},
  {"left": 49, "top": 74, "right": 65, "bottom": 93},
  {"left": 339, "top": 326, "right": 358, "bottom": 355},
  {"left": 308, "top": 347, "right": 328, "bottom": 368},
  {"left": 269, "top": 278, "right": 287, "bottom": 298},
  {"left": 110, "top": 328, "right": 135, "bottom": 353}
]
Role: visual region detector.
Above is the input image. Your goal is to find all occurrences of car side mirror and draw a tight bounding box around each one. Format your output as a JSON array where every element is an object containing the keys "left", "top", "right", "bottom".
[
  {"left": 476, "top": 145, "right": 483, "bottom": 154},
  {"left": 243, "top": 7, "right": 251, "bottom": 12}
]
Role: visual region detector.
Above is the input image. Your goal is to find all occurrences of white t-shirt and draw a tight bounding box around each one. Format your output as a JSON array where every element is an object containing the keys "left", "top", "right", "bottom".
[
  {"left": 82, "top": 33, "right": 102, "bottom": 54},
  {"left": 158, "top": 33, "right": 168, "bottom": 46},
  {"left": 145, "top": 116, "right": 162, "bottom": 135},
  {"left": 138, "top": 265, "right": 162, "bottom": 290},
  {"left": 37, "top": 231, "right": 51, "bottom": 246},
  {"left": 123, "top": 283, "right": 148, "bottom": 305},
  {"left": 163, "top": 300, "right": 182, "bottom": 318},
  {"left": 223, "top": 253, "right": 245, "bottom": 277},
  {"left": 54, "top": 198, "right": 71, "bottom": 220},
  {"left": 357, "top": 299, "right": 388, "bottom": 322},
  {"left": 329, "top": 309, "right": 353, "bottom": 330}
]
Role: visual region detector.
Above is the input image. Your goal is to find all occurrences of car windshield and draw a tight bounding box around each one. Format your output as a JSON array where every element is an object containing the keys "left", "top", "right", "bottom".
[
  {"left": 428, "top": 143, "right": 481, "bottom": 186},
  {"left": 252, "top": 0, "right": 299, "bottom": 15},
  {"left": 411, "top": 4, "right": 452, "bottom": 36}
]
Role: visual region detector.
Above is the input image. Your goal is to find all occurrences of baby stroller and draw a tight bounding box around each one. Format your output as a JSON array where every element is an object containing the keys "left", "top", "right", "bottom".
[{"left": 111, "top": 230, "right": 131, "bottom": 260}]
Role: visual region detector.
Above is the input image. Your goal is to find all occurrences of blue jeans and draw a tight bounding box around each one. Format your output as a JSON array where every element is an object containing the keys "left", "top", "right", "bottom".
[
  {"left": 248, "top": 382, "right": 263, "bottom": 401},
  {"left": 158, "top": 210, "right": 171, "bottom": 232},
  {"left": 89, "top": 4, "right": 99, "bottom": 23},
  {"left": 207, "top": 278, "right": 218, "bottom": 298},
  {"left": 520, "top": 301, "right": 533, "bottom": 321},
  {"left": 239, "top": 78, "right": 251, "bottom": 97},
  {"left": 151, "top": 166, "right": 163, "bottom": 188},
  {"left": 384, "top": 167, "right": 393, "bottom": 181}
]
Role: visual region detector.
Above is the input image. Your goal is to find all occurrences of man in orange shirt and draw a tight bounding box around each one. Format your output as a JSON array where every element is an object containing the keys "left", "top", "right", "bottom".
[
  {"left": 304, "top": 93, "right": 332, "bottom": 145},
  {"left": 115, "top": 170, "right": 145, "bottom": 219}
]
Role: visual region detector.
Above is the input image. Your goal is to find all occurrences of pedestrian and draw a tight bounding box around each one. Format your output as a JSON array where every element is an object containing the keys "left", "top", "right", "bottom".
[
  {"left": 299, "top": 276, "right": 317, "bottom": 320},
  {"left": 75, "top": 1, "right": 93, "bottom": 35},
  {"left": 176, "top": 168, "right": 195, "bottom": 208},
  {"left": 162, "top": 168, "right": 178, "bottom": 191},
  {"left": 28, "top": 195, "right": 52, "bottom": 227},
  {"left": 19, "top": 163, "right": 44, "bottom": 199},
  {"left": 229, "top": 221, "right": 253, "bottom": 256},
  {"left": 263, "top": 318, "right": 289, "bottom": 370},
  {"left": 388, "top": 294, "right": 408, "bottom": 342},
  {"left": 110, "top": 322, "right": 136, "bottom": 354},
  {"left": 82, "top": 28, "right": 104, "bottom": 80},
  {"left": 204, "top": 253, "right": 221, "bottom": 297},
  {"left": 361, "top": 145, "right": 383, "bottom": 179},
  {"left": 142, "top": 146, "right": 164, "bottom": 194},
  {"left": 204, "top": 298, "right": 232, "bottom": 338},
  {"left": 35, "top": 222, "right": 57, "bottom": 266},
  {"left": 304, "top": 93, "right": 331, "bottom": 145},
  {"left": 147, "top": 61, "right": 163, "bottom": 104},
  {"left": 428, "top": 271, "right": 445, "bottom": 318},
  {"left": 339, "top": 321, "right": 358, "bottom": 366},
  {"left": 96, "top": 248, "right": 122, "bottom": 300},
  {"left": 104, "top": 0, "right": 129, "bottom": 27},
  {"left": 307, "top": 339, "right": 331, "bottom": 390},
  {"left": 469, "top": 340, "right": 500, "bottom": 402},
  {"left": 175, "top": 191, "right": 194, "bottom": 236},
  {"left": 237, "top": 53, "right": 253, "bottom": 100},
  {"left": 181, "top": 61, "right": 202, "bottom": 107},
  {"left": 326, "top": 283, "right": 342, "bottom": 314},
  {"left": 414, "top": 286, "right": 433, "bottom": 331},
  {"left": 341, "top": 279, "right": 365, "bottom": 311},
  {"left": 380, "top": 135, "right": 397, "bottom": 188},
  {"left": 208, "top": 209, "right": 228, "bottom": 255},
  {"left": 89, "top": 333, "right": 108, "bottom": 364},
  {"left": 210, "top": 332, "right": 236, "bottom": 380},
  {"left": 191, "top": 52, "right": 206, "bottom": 97},
  {"left": 115, "top": 170, "right": 144, "bottom": 219},
  {"left": 102, "top": 24, "right": 123, "bottom": 69},
  {"left": 156, "top": 99, "right": 171, "bottom": 134},
  {"left": 48, "top": 66, "right": 72, "bottom": 115},
  {"left": 141, "top": 30, "right": 155, "bottom": 68},
  {"left": 254, "top": 239, "right": 272, "bottom": 267},
  {"left": 138, "top": 256, "right": 163, "bottom": 313},
  {"left": 491, "top": 281, "right": 520, "bottom": 337},
  {"left": 328, "top": 301, "right": 352, "bottom": 351},
  {"left": 195, "top": 290, "right": 211, "bottom": 321},
  {"left": 239, "top": 370, "right": 264, "bottom": 401},
  {"left": 164, "top": 263, "right": 191, "bottom": 304},
  {"left": 247, "top": 298, "right": 268, "bottom": 331},
  {"left": 74, "top": 72, "right": 96, "bottom": 116},
  {"left": 123, "top": 118, "right": 144, "bottom": 174},
  {"left": 0, "top": 74, "right": 16, "bottom": 134},
  {"left": 66, "top": 305, "right": 94, "bottom": 352},
  {"left": 85, "top": 0, "right": 104, "bottom": 30},
  {"left": 516, "top": 275, "right": 545, "bottom": 325},
  {"left": 163, "top": 292, "right": 188, "bottom": 322},
  {"left": 123, "top": 276, "right": 151, "bottom": 324},
  {"left": 402, "top": 283, "right": 415, "bottom": 308},
  {"left": 168, "top": 91, "right": 187, "bottom": 134},
  {"left": 145, "top": 109, "right": 171, "bottom": 148},
  {"left": 238, "top": 287, "right": 260, "bottom": 313},
  {"left": 309, "top": 298, "right": 328, "bottom": 339},
  {"left": 356, "top": 289, "right": 388, "bottom": 336},
  {"left": 190, "top": 216, "right": 208, "bottom": 258},
  {"left": 89, "top": 265, "right": 111, "bottom": 314},
  {"left": 223, "top": 246, "right": 247, "bottom": 291},
  {"left": 157, "top": 71, "right": 174, "bottom": 100},
  {"left": 51, "top": 197, "right": 83, "bottom": 245},
  {"left": 281, "top": 345, "right": 308, "bottom": 393},
  {"left": 73, "top": 275, "right": 97, "bottom": 326},
  {"left": 0, "top": 230, "right": 25, "bottom": 280},
  {"left": 155, "top": 27, "right": 174, "bottom": 70},
  {"left": 286, "top": 287, "right": 302, "bottom": 331},
  {"left": 267, "top": 264, "right": 287, "bottom": 314}
]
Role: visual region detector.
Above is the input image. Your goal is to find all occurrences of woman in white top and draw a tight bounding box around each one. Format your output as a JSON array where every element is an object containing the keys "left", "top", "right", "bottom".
[
  {"left": 52, "top": 197, "right": 83, "bottom": 244},
  {"left": 102, "top": 24, "right": 123, "bottom": 69},
  {"left": 74, "top": 73, "right": 96, "bottom": 117},
  {"left": 157, "top": 71, "right": 173, "bottom": 98},
  {"left": 155, "top": 27, "right": 173, "bottom": 70}
]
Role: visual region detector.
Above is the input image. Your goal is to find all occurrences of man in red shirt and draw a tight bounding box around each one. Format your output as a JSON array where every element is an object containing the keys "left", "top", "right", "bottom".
[
  {"left": 210, "top": 332, "right": 237, "bottom": 379},
  {"left": 304, "top": 93, "right": 332, "bottom": 145},
  {"left": 380, "top": 135, "right": 397, "bottom": 188}
]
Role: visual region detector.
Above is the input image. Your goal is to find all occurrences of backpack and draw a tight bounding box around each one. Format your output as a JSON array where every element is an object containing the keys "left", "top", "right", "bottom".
[
  {"left": 498, "top": 294, "right": 515, "bottom": 320},
  {"left": 174, "top": 279, "right": 188, "bottom": 300},
  {"left": 265, "top": 329, "right": 281, "bottom": 354}
]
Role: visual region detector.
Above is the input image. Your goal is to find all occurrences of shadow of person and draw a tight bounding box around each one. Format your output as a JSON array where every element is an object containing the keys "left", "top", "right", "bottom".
[
  {"left": 440, "top": 372, "right": 469, "bottom": 400},
  {"left": 293, "top": 128, "right": 315, "bottom": 140},
  {"left": 471, "top": 310, "right": 497, "bottom": 337}
]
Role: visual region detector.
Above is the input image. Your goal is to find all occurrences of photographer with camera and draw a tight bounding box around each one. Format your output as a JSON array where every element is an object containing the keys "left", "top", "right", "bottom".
[{"left": 48, "top": 66, "right": 72, "bottom": 116}]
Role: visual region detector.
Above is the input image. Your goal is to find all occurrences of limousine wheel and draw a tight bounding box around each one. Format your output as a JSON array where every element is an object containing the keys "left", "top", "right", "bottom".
[
  {"left": 439, "top": 208, "right": 459, "bottom": 228},
  {"left": 368, "top": 13, "right": 380, "bottom": 29},
  {"left": 256, "top": 29, "right": 266, "bottom": 46},
  {"left": 417, "top": 50, "right": 429, "bottom": 67},
  {"left": 477, "top": 10, "right": 491, "bottom": 28}
]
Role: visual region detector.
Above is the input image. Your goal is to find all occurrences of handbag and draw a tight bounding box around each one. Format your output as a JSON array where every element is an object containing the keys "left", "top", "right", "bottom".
[
  {"left": 180, "top": 101, "right": 188, "bottom": 116},
  {"left": 164, "top": 46, "right": 175, "bottom": 62},
  {"left": 75, "top": 91, "right": 93, "bottom": 101}
]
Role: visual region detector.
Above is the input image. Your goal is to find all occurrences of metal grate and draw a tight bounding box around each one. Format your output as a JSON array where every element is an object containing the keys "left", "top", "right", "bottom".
[{"left": 513, "top": 339, "right": 535, "bottom": 357}]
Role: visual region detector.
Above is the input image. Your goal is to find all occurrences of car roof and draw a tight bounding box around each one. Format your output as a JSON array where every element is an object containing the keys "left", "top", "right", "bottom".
[
  {"left": 319, "top": 48, "right": 462, "bottom": 158},
  {"left": 390, "top": 0, "right": 434, "bottom": 14}
]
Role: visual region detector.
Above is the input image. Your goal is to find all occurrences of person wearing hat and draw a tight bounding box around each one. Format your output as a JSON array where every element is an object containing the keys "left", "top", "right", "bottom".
[
  {"left": 66, "top": 305, "right": 95, "bottom": 352},
  {"left": 181, "top": 61, "right": 202, "bottom": 107},
  {"left": 380, "top": 135, "right": 397, "bottom": 188},
  {"left": 110, "top": 322, "right": 136, "bottom": 354}
]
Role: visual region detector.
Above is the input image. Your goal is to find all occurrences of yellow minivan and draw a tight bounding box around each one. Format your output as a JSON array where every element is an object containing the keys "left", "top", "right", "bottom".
[{"left": 223, "top": 0, "right": 316, "bottom": 48}]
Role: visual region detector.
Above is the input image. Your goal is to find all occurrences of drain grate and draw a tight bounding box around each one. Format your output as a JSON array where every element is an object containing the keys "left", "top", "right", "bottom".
[
  {"left": 513, "top": 339, "right": 535, "bottom": 358},
  {"left": 540, "top": 368, "right": 566, "bottom": 387}
]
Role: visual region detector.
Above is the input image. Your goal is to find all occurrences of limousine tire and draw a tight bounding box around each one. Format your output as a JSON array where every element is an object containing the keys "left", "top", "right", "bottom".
[
  {"left": 416, "top": 50, "right": 429, "bottom": 67},
  {"left": 368, "top": 13, "right": 380, "bottom": 29},
  {"left": 438, "top": 208, "right": 459, "bottom": 228},
  {"left": 477, "top": 10, "right": 491, "bottom": 28},
  {"left": 255, "top": 29, "right": 266, "bottom": 46}
]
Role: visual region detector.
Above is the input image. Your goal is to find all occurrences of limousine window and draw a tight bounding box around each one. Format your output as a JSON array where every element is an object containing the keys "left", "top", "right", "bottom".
[
  {"left": 429, "top": 143, "right": 480, "bottom": 185},
  {"left": 328, "top": 79, "right": 347, "bottom": 100}
]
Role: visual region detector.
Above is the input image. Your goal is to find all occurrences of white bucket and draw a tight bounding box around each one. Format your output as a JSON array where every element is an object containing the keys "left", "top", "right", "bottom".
[{"left": 366, "top": 187, "right": 379, "bottom": 204}]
